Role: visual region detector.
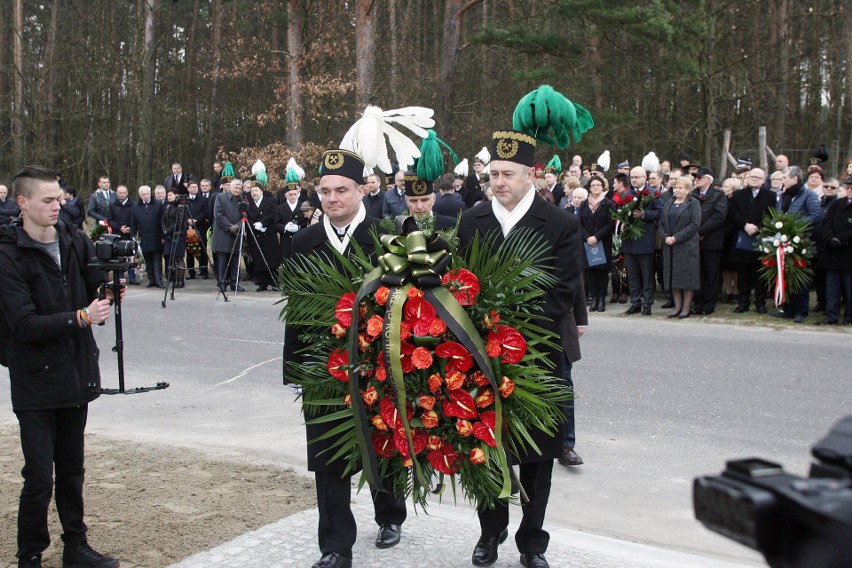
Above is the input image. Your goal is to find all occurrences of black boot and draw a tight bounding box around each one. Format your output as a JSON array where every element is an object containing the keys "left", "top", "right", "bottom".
[
  {"left": 597, "top": 296, "right": 606, "bottom": 312},
  {"left": 62, "top": 539, "right": 119, "bottom": 568},
  {"left": 590, "top": 297, "right": 600, "bottom": 311}
]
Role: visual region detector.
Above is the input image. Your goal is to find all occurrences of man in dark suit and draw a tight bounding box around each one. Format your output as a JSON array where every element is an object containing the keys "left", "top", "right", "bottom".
[
  {"left": 381, "top": 170, "right": 406, "bottom": 218},
  {"left": 163, "top": 162, "right": 194, "bottom": 194},
  {"left": 691, "top": 167, "right": 727, "bottom": 315},
  {"left": 131, "top": 185, "right": 165, "bottom": 288},
  {"left": 621, "top": 167, "right": 663, "bottom": 315},
  {"left": 184, "top": 181, "right": 210, "bottom": 280},
  {"left": 106, "top": 185, "right": 139, "bottom": 285},
  {"left": 543, "top": 164, "right": 565, "bottom": 206},
  {"left": 433, "top": 177, "right": 466, "bottom": 218},
  {"left": 558, "top": 290, "right": 588, "bottom": 468},
  {"left": 729, "top": 168, "right": 777, "bottom": 313},
  {"left": 87, "top": 175, "right": 115, "bottom": 224},
  {"left": 283, "top": 149, "right": 405, "bottom": 568},
  {"left": 361, "top": 172, "right": 386, "bottom": 218},
  {"left": 463, "top": 156, "right": 487, "bottom": 208},
  {"left": 458, "top": 130, "right": 583, "bottom": 568}
]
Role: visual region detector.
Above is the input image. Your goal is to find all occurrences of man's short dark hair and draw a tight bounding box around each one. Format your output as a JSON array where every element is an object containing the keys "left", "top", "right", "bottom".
[
  {"left": 613, "top": 172, "right": 629, "bottom": 188},
  {"left": 64, "top": 186, "right": 77, "bottom": 198},
  {"left": 785, "top": 166, "right": 803, "bottom": 184},
  {"left": 438, "top": 180, "right": 453, "bottom": 192},
  {"left": 12, "top": 165, "right": 59, "bottom": 199},
  {"left": 187, "top": 180, "right": 199, "bottom": 188}
]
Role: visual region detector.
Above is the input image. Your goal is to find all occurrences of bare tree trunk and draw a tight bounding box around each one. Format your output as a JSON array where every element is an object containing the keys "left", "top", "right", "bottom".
[
  {"left": 846, "top": 17, "right": 852, "bottom": 159},
  {"left": 587, "top": 22, "right": 604, "bottom": 110},
  {"left": 440, "top": 0, "right": 462, "bottom": 141},
  {"left": 137, "top": 0, "right": 161, "bottom": 183},
  {"left": 355, "top": 0, "right": 376, "bottom": 108},
  {"left": 286, "top": 0, "right": 304, "bottom": 147},
  {"left": 205, "top": 0, "right": 223, "bottom": 168},
  {"left": 42, "top": 1, "right": 61, "bottom": 156},
  {"left": 770, "top": 0, "right": 789, "bottom": 147},
  {"left": 13, "top": 0, "right": 24, "bottom": 168}
]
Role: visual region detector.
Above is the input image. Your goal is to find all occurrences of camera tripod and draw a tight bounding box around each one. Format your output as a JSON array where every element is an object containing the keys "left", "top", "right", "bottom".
[
  {"left": 218, "top": 204, "right": 276, "bottom": 303},
  {"left": 90, "top": 258, "right": 170, "bottom": 395},
  {"left": 161, "top": 199, "right": 213, "bottom": 308}
]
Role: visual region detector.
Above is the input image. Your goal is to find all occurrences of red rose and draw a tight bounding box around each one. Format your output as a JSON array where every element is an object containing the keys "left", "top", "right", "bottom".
[
  {"left": 334, "top": 293, "right": 356, "bottom": 327},
  {"left": 428, "top": 318, "right": 447, "bottom": 337},
  {"left": 441, "top": 268, "right": 481, "bottom": 306},
  {"left": 445, "top": 370, "right": 466, "bottom": 390},
  {"left": 419, "top": 394, "right": 436, "bottom": 410},
  {"left": 421, "top": 409, "right": 439, "bottom": 429},
  {"left": 469, "top": 447, "right": 487, "bottom": 465},
  {"left": 366, "top": 315, "right": 384, "bottom": 338},
  {"left": 327, "top": 349, "right": 349, "bottom": 382},
  {"left": 475, "top": 387, "right": 495, "bottom": 409},
  {"left": 375, "top": 286, "right": 390, "bottom": 306},
  {"left": 625, "top": 194, "right": 635, "bottom": 203},
  {"left": 411, "top": 346, "right": 433, "bottom": 370},
  {"left": 427, "top": 373, "right": 443, "bottom": 393},
  {"left": 456, "top": 419, "right": 473, "bottom": 437},
  {"left": 498, "top": 376, "right": 515, "bottom": 398},
  {"left": 362, "top": 386, "right": 378, "bottom": 406}
]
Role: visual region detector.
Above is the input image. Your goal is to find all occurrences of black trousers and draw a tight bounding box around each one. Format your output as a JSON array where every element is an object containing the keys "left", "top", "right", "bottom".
[
  {"left": 142, "top": 250, "right": 163, "bottom": 285},
  {"left": 16, "top": 406, "right": 89, "bottom": 559},
  {"left": 314, "top": 472, "right": 406, "bottom": 558},
  {"left": 477, "top": 459, "right": 554, "bottom": 554},
  {"left": 216, "top": 251, "right": 239, "bottom": 286},
  {"left": 624, "top": 252, "right": 656, "bottom": 307},
  {"left": 695, "top": 249, "right": 722, "bottom": 311},
  {"left": 735, "top": 258, "right": 768, "bottom": 307},
  {"left": 585, "top": 268, "right": 608, "bottom": 300}
]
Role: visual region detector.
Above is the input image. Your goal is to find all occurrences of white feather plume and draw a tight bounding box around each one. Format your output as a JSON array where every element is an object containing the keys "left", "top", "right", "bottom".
[
  {"left": 642, "top": 152, "right": 660, "bottom": 173},
  {"left": 454, "top": 158, "right": 469, "bottom": 177},
  {"left": 285, "top": 157, "right": 305, "bottom": 180},
  {"left": 597, "top": 150, "right": 611, "bottom": 172},
  {"left": 251, "top": 159, "right": 266, "bottom": 175},
  {"left": 363, "top": 166, "right": 374, "bottom": 178},
  {"left": 475, "top": 146, "right": 491, "bottom": 165},
  {"left": 340, "top": 105, "right": 435, "bottom": 174}
]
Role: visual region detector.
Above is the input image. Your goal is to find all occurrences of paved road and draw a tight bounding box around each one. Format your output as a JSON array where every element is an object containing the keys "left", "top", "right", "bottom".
[{"left": 2, "top": 282, "right": 850, "bottom": 566}]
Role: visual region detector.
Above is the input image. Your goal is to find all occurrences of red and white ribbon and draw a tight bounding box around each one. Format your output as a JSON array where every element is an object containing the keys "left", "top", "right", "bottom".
[{"left": 773, "top": 246, "right": 786, "bottom": 307}]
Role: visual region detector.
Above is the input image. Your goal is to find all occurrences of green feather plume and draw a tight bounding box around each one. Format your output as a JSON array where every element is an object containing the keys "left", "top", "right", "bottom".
[
  {"left": 512, "top": 85, "right": 594, "bottom": 149},
  {"left": 222, "top": 161, "right": 235, "bottom": 178},
  {"left": 416, "top": 130, "right": 459, "bottom": 182},
  {"left": 257, "top": 170, "right": 268, "bottom": 186},
  {"left": 285, "top": 166, "right": 300, "bottom": 184},
  {"left": 546, "top": 155, "right": 561, "bottom": 173}
]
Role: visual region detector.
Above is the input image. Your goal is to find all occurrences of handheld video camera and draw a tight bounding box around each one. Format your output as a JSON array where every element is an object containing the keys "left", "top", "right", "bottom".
[
  {"left": 95, "top": 233, "right": 137, "bottom": 262},
  {"left": 693, "top": 416, "right": 852, "bottom": 568}
]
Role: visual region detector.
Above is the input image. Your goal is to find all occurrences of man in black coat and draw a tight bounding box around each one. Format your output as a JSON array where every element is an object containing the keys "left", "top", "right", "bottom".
[
  {"left": 432, "top": 178, "right": 466, "bottom": 218},
  {"left": 184, "top": 181, "right": 210, "bottom": 280},
  {"left": 361, "top": 172, "right": 386, "bottom": 219},
  {"left": 457, "top": 131, "right": 583, "bottom": 568},
  {"left": 463, "top": 157, "right": 487, "bottom": 208},
  {"left": 106, "top": 185, "right": 139, "bottom": 285},
  {"left": 818, "top": 182, "right": 852, "bottom": 324},
  {"left": 283, "top": 150, "right": 404, "bottom": 568},
  {"left": 728, "top": 168, "right": 777, "bottom": 313},
  {"left": 0, "top": 165, "right": 121, "bottom": 568},
  {"left": 163, "top": 162, "right": 194, "bottom": 194},
  {"left": 402, "top": 172, "right": 457, "bottom": 230},
  {"left": 691, "top": 167, "right": 728, "bottom": 315},
  {"left": 86, "top": 175, "right": 115, "bottom": 224},
  {"left": 59, "top": 187, "right": 85, "bottom": 230},
  {"left": 131, "top": 186, "right": 165, "bottom": 288}
]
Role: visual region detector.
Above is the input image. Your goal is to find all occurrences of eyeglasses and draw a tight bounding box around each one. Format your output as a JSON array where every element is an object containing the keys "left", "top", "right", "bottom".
[
  {"left": 823, "top": 185, "right": 838, "bottom": 189},
  {"left": 747, "top": 175, "right": 764, "bottom": 179}
]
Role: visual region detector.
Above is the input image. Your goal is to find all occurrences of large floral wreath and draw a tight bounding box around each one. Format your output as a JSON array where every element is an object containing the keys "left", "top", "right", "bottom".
[
  {"left": 277, "top": 217, "right": 569, "bottom": 510},
  {"left": 756, "top": 209, "right": 815, "bottom": 307}
]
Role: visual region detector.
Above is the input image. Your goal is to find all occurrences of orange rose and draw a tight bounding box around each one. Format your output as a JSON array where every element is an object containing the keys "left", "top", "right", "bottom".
[
  {"left": 371, "top": 414, "right": 389, "bottom": 431},
  {"left": 445, "top": 370, "right": 466, "bottom": 391},
  {"left": 429, "top": 318, "right": 447, "bottom": 337},
  {"left": 402, "top": 456, "right": 414, "bottom": 468},
  {"left": 358, "top": 333, "right": 372, "bottom": 351},
  {"left": 344, "top": 394, "right": 351, "bottom": 406},
  {"left": 475, "top": 387, "right": 495, "bottom": 408},
  {"left": 411, "top": 347, "right": 433, "bottom": 370},
  {"left": 366, "top": 315, "right": 384, "bottom": 338},
  {"left": 362, "top": 386, "right": 379, "bottom": 406},
  {"left": 470, "top": 447, "right": 487, "bottom": 465},
  {"left": 330, "top": 323, "right": 347, "bottom": 338},
  {"left": 456, "top": 419, "right": 473, "bottom": 437},
  {"left": 486, "top": 338, "right": 502, "bottom": 358},
  {"left": 421, "top": 409, "right": 439, "bottom": 428},
  {"left": 375, "top": 286, "right": 390, "bottom": 306},
  {"left": 375, "top": 366, "right": 387, "bottom": 382},
  {"left": 427, "top": 373, "right": 443, "bottom": 393},
  {"left": 399, "top": 321, "right": 412, "bottom": 342},
  {"left": 499, "top": 376, "right": 515, "bottom": 398},
  {"left": 419, "top": 394, "right": 436, "bottom": 410},
  {"left": 471, "top": 370, "right": 489, "bottom": 387},
  {"left": 407, "top": 287, "right": 424, "bottom": 299}
]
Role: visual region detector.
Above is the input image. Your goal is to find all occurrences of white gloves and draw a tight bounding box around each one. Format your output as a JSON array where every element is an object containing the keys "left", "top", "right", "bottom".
[
  {"left": 285, "top": 222, "right": 299, "bottom": 233},
  {"left": 253, "top": 222, "right": 266, "bottom": 233}
]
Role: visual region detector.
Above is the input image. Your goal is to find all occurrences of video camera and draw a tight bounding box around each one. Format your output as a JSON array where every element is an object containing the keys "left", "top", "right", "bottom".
[
  {"left": 238, "top": 193, "right": 250, "bottom": 213},
  {"left": 694, "top": 416, "right": 852, "bottom": 568},
  {"left": 94, "top": 233, "right": 137, "bottom": 262}
]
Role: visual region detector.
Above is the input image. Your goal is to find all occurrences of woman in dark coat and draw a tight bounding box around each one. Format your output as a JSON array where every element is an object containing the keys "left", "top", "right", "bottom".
[
  {"left": 818, "top": 193, "right": 852, "bottom": 324},
  {"left": 161, "top": 188, "right": 187, "bottom": 287},
  {"left": 246, "top": 183, "right": 281, "bottom": 291},
  {"left": 579, "top": 176, "right": 614, "bottom": 311},
  {"left": 659, "top": 176, "right": 702, "bottom": 318},
  {"left": 275, "top": 186, "right": 308, "bottom": 262}
]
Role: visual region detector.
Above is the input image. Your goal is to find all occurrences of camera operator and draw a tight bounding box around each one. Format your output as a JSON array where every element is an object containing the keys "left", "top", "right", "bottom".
[
  {"left": 0, "top": 165, "right": 123, "bottom": 568},
  {"left": 212, "top": 178, "right": 245, "bottom": 292}
]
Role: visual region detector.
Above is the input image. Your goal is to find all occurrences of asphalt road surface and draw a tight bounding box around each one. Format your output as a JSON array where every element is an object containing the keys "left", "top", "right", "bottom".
[{"left": 2, "top": 283, "right": 850, "bottom": 566}]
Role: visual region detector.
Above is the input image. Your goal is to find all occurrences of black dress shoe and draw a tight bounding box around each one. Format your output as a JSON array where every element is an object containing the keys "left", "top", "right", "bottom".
[
  {"left": 678, "top": 312, "right": 691, "bottom": 319},
  {"left": 201, "top": 273, "right": 209, "bottom": 280},
  {"left": 661, "top": 299, "right": 674, "bottom": 309},
  {"left": 187, "top": 274, "right": 196, "bottom": 280},
  {"left": 146, "top": 282, "right": 157, "bottom": 288},
  {"left": 734, "top": 305, "right": 749, "bottom": 313},
  {"left": 472, "top": 528, "right": 509, "bottom": 566},
  {"left": 755, "top": 305, "right": 767, "bottom": 314},
  {"left": 375, "top": 523, "right": 401, "bottom": 548},
  {"left": 311, "top": 552, "right": 351, "bottom": 568},
  {"left": 231, "top": 285, "right": 246, "bottom": 292},
  {"left": 625, "top": 304, "right": 641, "bottom": 315},
  {"left": 641, "top": 306, "right": 652, "bottom": 316},
  {"left": 255, "top": 285, "right": 268, "bottom": 292},
  {"left": 520, "top": 552, "right": 550, "bottom": 568},
  {"left": 559, "top": 448, "right": 583, "bottom": 466}
]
